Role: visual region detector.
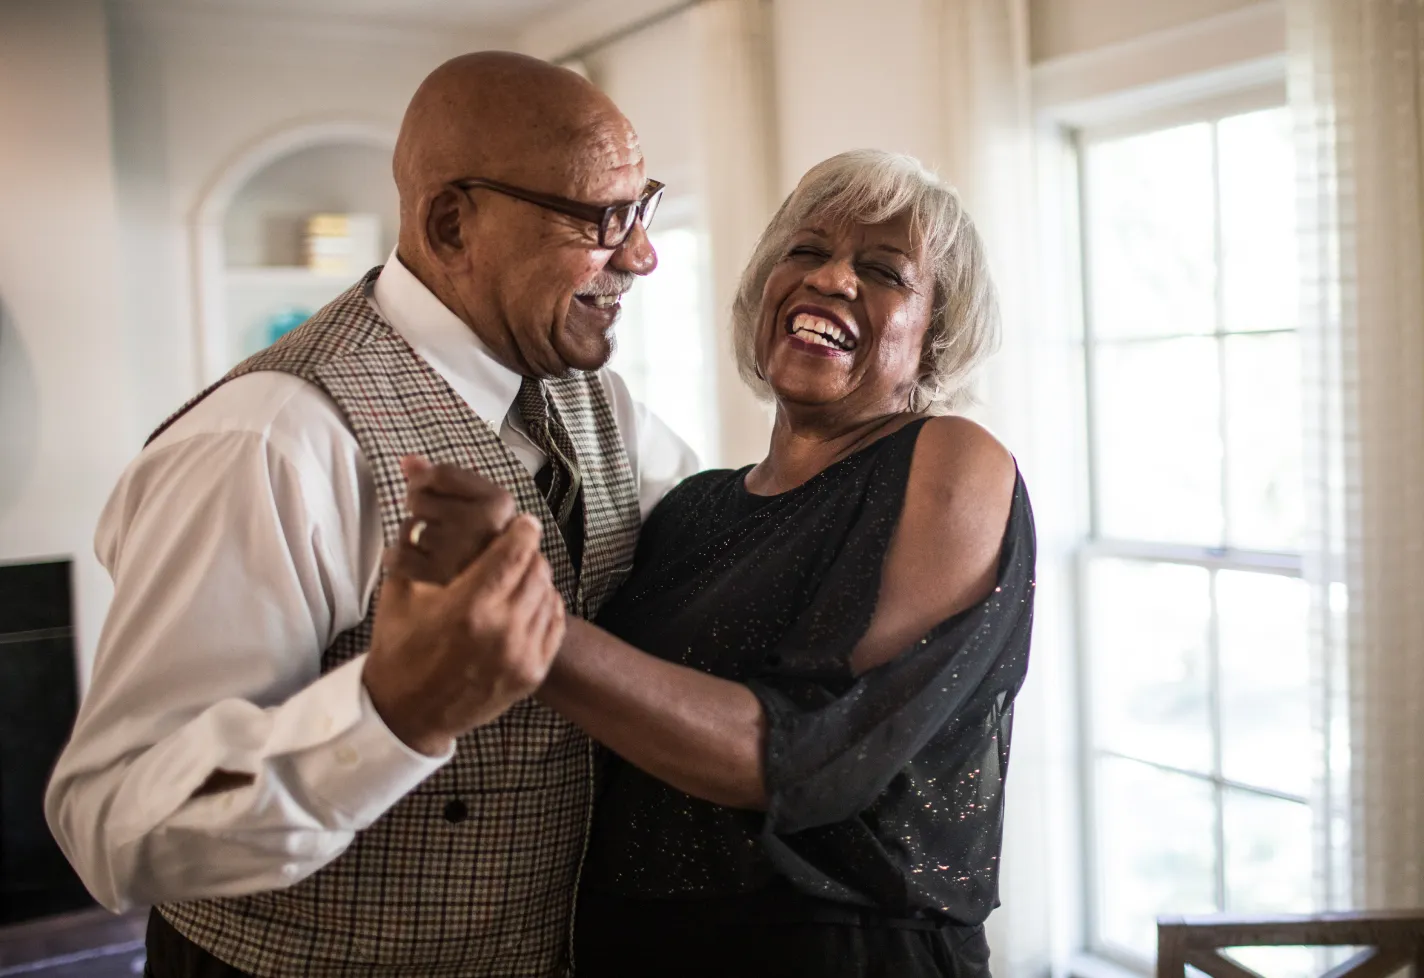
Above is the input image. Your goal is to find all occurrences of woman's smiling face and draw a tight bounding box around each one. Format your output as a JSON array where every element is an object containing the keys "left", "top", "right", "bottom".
[{"left": 755, "top": 210, "right": 934, "bottom": 420}]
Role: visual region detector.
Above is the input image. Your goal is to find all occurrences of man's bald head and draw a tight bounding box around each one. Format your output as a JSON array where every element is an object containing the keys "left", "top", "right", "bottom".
[
  {"left": 390, "top": 52, "right": 657, "bottom": 379},
  {"left": 394, "top": 52, "right": 641, "bottom": 238}
]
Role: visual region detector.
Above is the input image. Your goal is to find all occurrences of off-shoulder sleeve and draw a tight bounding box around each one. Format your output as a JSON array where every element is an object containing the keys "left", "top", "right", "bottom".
[{"left": 743, "top": 477, "right": 1035, "bottom": 911}]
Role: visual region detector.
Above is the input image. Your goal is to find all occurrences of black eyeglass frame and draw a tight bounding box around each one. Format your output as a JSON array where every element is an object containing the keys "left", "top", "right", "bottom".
[{"left": 452, "top": 176, "right": 665, "bottom": 249}]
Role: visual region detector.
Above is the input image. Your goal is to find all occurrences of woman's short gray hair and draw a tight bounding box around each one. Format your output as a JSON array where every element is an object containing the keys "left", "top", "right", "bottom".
[{"left": 732, "top": 149, "right": 1000, "bottom": 413}]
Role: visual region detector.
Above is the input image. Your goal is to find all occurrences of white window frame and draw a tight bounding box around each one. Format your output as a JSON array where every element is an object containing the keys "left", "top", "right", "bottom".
[
  {"left": 1075, "top": 94, "right": 1307, "bottom": 972},
  {"left": 1020, "top": 5, "right": 1304, "bottom": 976}
]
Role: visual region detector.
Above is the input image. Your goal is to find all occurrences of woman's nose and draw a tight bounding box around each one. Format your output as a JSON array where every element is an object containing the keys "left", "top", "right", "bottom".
[{"left": 802, "top": 256, "right": 857, "bottom": 300}]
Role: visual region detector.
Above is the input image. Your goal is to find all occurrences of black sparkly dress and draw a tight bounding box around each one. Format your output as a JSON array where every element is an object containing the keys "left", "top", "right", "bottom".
[{"left": 575, "top": 418, "right": 1036, "bottom": 978}]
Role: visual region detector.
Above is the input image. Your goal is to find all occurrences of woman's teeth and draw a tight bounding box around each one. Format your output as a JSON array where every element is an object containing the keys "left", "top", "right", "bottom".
[{"left": 789, "top": 313, "right": 853, "bottom": 350}]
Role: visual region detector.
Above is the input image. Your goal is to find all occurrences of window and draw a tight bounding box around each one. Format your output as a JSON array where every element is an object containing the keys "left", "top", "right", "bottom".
[
  {"left": 1076, "top": 106, "right": 1312, "bottom": 969},
  {"left": 609, "top": 223, "right": 718, "bottom": 465}
]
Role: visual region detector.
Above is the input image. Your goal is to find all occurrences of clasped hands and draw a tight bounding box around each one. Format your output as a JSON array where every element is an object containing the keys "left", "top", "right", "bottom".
[{"left": 363, "top": 456, "right": 565, "bottom": 757}]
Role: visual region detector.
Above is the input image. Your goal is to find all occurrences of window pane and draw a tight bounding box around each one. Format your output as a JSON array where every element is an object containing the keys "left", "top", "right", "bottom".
[
  {"left": 1223, "top": 947, "right": 1317, "bottom": 978},
  {"left": 1218, "top": 570, "right": 1311, "bottom": 797},
  {"left": 1085, "top": 123, "right": 1216, "bottom": 339},
  {"left": 1094, "top": 338, "right": 1223, "bottom": 544},
  {"left": 609, "top": 227, "right": 715, "bottom": 462},
  {"left": 1096, "top": 757, "right": 1217, "bottom": 960},
  {"left": 1088, "top": 559, "right": 1213, "bottom": 773},
  {"left": 1225, "top": 332, "right": 1304, "bottom": 551},
  {"left": 1219, "top": 108, "right": 1298, "bottom": 333},
  {"left": 1223, "top": 789, "right": 1312, "bottom": 912}
]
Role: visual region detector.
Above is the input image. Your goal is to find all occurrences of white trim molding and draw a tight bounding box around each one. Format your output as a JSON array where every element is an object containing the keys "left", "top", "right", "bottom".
[
  {"left": 191, "top": 120, "right": 397, "bottom": 386},
  {"left": 1032, "top": 1, "right": 1285, "bottom": 128},
  {"left": 109, "top": 1, "right": 499, "bottom": 57},
  {"left": 514, "top": 0, "right": 693, "bottom": 63}
]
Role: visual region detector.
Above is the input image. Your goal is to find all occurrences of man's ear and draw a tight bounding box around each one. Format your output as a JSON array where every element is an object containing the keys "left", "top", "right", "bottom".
[{"left": 425, "top": 187, "right": 470, "bottom": 267}]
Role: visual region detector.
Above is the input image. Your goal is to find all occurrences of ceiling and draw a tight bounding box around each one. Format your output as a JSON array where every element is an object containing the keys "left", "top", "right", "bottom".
[{"left": 113, "top": 0, "right": 589, "bottom": 33}]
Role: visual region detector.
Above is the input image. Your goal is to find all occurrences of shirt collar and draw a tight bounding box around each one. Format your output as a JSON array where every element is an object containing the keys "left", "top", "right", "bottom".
[{"left": 371, "top": 250, "right": 523, "bottom": 426}]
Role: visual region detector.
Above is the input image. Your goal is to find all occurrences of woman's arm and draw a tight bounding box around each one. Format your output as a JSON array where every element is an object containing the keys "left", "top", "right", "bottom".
[
  {"left": 379, "top": 461, "right": 764, "bottom": 808},
  {"left": 536, "top": 619, "right": 768, "bottom": 809},
  {"left": 392, "top": 417, "right": 1018, "bottom": 812},
  {"left": 536, "top": 417, "right": 1016, "bottom": 809}
]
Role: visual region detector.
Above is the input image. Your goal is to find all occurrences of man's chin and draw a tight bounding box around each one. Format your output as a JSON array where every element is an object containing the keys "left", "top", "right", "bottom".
[
  {"left": 558, "top": 349, "right": 615, "bottom": 375},
  {"left": 552, "top": 330, "right": 616, "bottom": 374}
]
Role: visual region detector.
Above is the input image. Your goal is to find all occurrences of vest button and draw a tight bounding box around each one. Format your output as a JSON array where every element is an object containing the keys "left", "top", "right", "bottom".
[{"left": 443, "top": 799, "right": 469, "bottom": 824}]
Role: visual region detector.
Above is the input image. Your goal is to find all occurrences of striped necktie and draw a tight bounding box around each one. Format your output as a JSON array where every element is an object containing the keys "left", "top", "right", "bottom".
[{"left": 515, "top": 376, "right": 584, "bottom": 571}]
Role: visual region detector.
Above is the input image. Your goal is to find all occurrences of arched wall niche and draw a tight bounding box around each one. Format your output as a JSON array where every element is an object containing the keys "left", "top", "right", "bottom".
[{"left": 192, "top": 120, "right": 397, "bottom": 384}]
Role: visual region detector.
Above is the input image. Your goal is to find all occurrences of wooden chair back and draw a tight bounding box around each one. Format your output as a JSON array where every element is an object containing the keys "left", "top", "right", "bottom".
[{"left": 1158, "top": 912, "right": 1424, "bottom": 978}]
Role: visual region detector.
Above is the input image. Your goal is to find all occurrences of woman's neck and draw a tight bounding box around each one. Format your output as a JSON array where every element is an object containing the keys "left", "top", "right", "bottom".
[{"left": 744, "top": 402, "right": 919, "bottom": 496}]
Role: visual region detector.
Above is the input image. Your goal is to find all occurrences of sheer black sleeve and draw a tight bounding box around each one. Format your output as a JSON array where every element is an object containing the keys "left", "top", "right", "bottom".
[
  {"left": 745, "top": 476, "right": 1034, "bottom": 917},
  {"left": 584, "top": 423, "right": 1036, "bottom": 923}
]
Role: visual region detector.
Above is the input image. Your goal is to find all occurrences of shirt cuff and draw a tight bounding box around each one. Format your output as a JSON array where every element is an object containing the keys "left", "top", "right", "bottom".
[{"left": 282, "top": 655, "right": 454, "bottom": 828}]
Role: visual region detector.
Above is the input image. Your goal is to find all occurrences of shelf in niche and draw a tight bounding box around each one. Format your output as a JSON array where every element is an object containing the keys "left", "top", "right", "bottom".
[
  {"left": 224, "top": 266, "right": 357, "bottom": 362},
  {"left": 225, "top": 266, "right": 357, "bottom": 286}
]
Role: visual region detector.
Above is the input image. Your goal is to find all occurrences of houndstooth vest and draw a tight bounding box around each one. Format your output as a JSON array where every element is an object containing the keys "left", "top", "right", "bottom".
[{"left": 151, "top": 269, "right": 639, "bottom": 976}]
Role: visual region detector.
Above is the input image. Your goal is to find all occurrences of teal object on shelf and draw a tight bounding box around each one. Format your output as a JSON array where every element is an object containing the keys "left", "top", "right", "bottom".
[{"left": 264, "top": 308, "right": 312, "bottom": 347}]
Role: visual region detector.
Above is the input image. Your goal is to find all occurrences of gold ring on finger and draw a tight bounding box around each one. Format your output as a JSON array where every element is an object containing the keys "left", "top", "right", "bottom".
[{"left": 408, "top": 519, "right": 429, "bottom": 548}]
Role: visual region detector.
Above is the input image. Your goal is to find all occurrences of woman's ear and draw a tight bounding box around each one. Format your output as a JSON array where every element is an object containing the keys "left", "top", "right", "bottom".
[
  {"left": 915, "top": 294, "right": 945, "bottom": 392},
  {"left": 425, "top": 187, "right": 469, "bottom": 268},
  {"left": 912, "top": 343, "right": 939, "bottom": 413}
]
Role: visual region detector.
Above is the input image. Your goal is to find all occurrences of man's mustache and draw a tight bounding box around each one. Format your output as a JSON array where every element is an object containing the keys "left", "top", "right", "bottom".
[{"left": 575, "top": 271, "right": 636, "bottom": 298}]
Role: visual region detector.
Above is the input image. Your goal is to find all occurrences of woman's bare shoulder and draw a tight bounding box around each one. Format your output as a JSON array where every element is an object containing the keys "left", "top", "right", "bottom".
[
  {"left": 909, "top": 415, "right": 1017, "bottom": 509},
  {"left": 849, "top": 415, "right": 1017, "bottom": 674}
]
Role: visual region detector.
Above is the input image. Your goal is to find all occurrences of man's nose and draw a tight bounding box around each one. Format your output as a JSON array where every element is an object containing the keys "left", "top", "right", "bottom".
[{"left": 610, "top": 221, "right": 657, "bottom": 276}]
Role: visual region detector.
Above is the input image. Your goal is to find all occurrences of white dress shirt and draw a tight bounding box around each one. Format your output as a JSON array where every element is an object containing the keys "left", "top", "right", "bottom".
[{"left": 45, "top": 255, "right": 699, "bottom": 913}]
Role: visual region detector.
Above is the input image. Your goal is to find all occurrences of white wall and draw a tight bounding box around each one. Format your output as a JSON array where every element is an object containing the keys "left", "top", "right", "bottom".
[
  {"left": 108, "top": 5, "right": 505, "bottom": 435},
  {"left": 0, "top": 0, "right": 136, "bottom": 685},
  {"left": 771, "top": 0, "right": 944, "bottom": 196},
  {"left": 584, "top": 12, "right": 703, "bottom": 195}
]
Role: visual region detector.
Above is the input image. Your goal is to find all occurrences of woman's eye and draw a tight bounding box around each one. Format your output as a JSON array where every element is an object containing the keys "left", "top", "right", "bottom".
[
  {"left": 864, "top": 264, "right": 904, "bottom": 286},
  {"left": 788, "top": 245, "right": 825, "bottom": 259}
]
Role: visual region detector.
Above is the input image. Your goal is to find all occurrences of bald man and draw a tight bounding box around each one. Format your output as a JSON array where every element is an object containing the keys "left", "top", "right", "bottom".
[{"left": 46, "top": 53, "right": 698, "bottom": 976}]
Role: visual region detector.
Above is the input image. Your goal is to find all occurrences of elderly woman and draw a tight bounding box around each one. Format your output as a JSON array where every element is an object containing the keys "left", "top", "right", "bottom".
[
  {"left": 402, "top": 149, "right": 1033, "bottom": 977},
  {"left": 552, "top": 149, "right": 1035, "bottom": 978}
]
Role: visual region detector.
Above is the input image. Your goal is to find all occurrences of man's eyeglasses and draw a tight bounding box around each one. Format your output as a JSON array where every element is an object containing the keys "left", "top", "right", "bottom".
[{"left": 453, "top": 177, "right": 665, "bottom": 249}]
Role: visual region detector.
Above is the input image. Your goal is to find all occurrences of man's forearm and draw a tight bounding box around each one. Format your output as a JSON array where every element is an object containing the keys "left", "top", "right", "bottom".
[
  {"left": 536, "top": 618, "right": 768, "bottom": 810},
  {"left": 46, "top": 656, "right": 448, "bottom": 911}
]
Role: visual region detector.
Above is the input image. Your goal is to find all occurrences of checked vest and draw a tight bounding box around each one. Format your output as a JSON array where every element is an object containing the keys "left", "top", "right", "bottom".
[{"left": 151, "top": 269, "right": 639, "bottom": 976}]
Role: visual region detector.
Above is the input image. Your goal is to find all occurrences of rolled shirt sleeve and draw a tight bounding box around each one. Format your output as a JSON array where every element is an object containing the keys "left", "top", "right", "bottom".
[{"left": 44, "top": 376, "right": 451, "bottom": 912}]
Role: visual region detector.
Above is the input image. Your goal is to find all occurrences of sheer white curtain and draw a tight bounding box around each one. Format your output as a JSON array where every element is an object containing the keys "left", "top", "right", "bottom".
[
  {"left": 688, "top": 0, "right": 778, "bottom": 467},
  {"left": 1290, "top": 0, "right": 1424, "bottom": 911},
  {"left": 930, "top": 2, "right": 1048, "bottom": 974},
  {"left": 683, "top": 0, "right": 1037, "bottom": 469},
  {"left": 937, "top": 0, "right": 1035, "bottom": 443}
]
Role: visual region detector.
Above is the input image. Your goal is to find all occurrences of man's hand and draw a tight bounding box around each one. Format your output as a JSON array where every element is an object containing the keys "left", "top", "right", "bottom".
[{"left": 363, "top": 457, "right": 566, "bottom": 757}]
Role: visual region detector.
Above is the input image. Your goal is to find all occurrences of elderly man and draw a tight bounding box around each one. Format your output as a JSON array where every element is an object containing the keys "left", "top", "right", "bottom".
[{"left": 45, "top": 52, "right": 697, "bottom": 977}]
